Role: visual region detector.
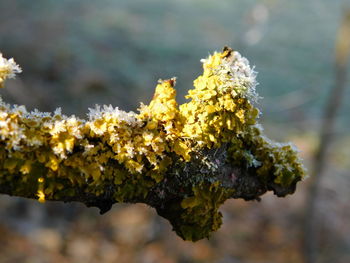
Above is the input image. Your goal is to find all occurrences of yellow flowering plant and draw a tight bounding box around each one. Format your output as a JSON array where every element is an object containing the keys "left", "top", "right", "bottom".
[{"left": 0, "top": 47, "right": 305, "bottom": 241}]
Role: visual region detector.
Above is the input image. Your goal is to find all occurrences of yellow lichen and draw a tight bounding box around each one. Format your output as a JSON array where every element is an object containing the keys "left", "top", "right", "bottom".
[
  {"left": 37, "top": 177, "right": 46, "bottom": 203},
  {"left": 0, "top": 48, "right": 305, "bottom": 241},
  {"left": 179, "top": 47, "right": 259, "bottom": 149},
  {"left": 177, "top": 181, "right": 234, "bottom": 241}
]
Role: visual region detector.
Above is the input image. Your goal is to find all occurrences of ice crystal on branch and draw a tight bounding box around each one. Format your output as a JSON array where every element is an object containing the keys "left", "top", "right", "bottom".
[{"left": 0, "top": 53, "right": 22, "bottom": 88}]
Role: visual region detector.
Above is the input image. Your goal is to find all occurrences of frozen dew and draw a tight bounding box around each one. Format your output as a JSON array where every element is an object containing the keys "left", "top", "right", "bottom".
[{"left": 0, "top": 53, "right": 22, "bottom": 88}]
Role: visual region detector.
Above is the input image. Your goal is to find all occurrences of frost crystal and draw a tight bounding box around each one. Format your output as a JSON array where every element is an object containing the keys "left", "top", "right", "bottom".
[
  {"left": 0, "top": 53, "right": 22, "bottom": 88},
  {"left": 88, "top": 104, "right": 139, "bottom": 125},
  {"left": 217, "top": 51, "right": 258, "bottom": 102}
]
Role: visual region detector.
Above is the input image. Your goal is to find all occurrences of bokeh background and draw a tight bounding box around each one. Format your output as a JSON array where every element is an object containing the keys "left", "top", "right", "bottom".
[{"left": 0, "top": 0, "right": 350, "bottom": 262}]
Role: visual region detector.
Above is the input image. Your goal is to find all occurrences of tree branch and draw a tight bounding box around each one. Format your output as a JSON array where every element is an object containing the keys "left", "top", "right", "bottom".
[{"left": 0, "top": 47, "right": 305, "bottom": 241}]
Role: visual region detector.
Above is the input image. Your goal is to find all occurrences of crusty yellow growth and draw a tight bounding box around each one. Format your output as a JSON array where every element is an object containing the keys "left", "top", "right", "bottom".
[
  {"left": 0, "top": 78, "right": 187, "bottom": 202},
  {"left": 0, "top": 48, "right": 305, "bottom": 241},
  {"left": 138, "top": 78, "right": 190, "bottom": 161},
  {"left": 179, "top": 181, "right": 234, "bottom": 241},
  {"left": 180, "top": 47, "right": 259, "bottom": 148}
]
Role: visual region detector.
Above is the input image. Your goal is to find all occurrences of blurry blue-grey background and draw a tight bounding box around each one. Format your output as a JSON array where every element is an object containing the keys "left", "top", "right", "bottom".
[{"left": 0, "top": 0, "right": 349, "bottom": 262}]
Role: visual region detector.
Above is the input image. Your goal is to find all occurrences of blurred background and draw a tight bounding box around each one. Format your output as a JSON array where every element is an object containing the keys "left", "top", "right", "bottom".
[{"left": 0, "top": 0, "right": 349, "bottom": 262}]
